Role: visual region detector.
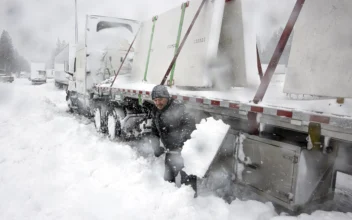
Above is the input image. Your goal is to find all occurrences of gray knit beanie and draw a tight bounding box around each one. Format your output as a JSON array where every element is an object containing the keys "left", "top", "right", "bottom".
[{"left": 151, "top": 85, "right": 170, "bottom": 100}]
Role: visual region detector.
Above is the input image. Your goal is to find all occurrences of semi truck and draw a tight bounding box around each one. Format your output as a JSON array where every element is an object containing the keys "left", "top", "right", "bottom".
[
  {"left": 66, "top": 0, "right": 352, "bottom": 212},
  {"left": 30, "top": 62, "right": 46, "bottom": 84},
  {"left": 54, "top": 44, "right": 76, "bottom": 89}
]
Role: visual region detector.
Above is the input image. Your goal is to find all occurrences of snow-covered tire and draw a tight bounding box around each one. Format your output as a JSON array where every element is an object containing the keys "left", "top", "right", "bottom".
[
  {"left": 67, "top": 98, "right": 74, "bottom": 113},
  {"left": 107, "top": 113, "right": 117, "bottom": 140},
  {"left": 94, "top": 107, "right": 103, "bottom": 132},
  {"left": 65, "top": 92, "right": 74, "bottom": 113},
  {"left": 107, "top": 108, "right": 125, "bottom": 140}
]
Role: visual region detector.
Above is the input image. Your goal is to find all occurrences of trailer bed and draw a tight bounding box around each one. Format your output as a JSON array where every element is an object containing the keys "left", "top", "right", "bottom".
[{"left": 95, "top": 75, "right": 352, "bottom": 141}]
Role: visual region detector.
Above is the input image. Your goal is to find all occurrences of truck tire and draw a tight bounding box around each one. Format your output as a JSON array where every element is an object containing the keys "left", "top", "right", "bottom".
[
  {"left": 107, "top": 108, "right": 125, "bottom": 140},
  {"left": 67, "top": 98, "right": 74, "bottom": 113},
  {"left": 94, "top": 107, "right": 103, "bottom": 133}
]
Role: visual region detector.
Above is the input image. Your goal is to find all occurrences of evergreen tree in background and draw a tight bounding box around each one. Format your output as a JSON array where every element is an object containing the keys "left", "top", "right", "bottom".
[
  {"left": 0, "top": 30, "right": 15, "bottom": 72},
  {"left": 47, "top": 38, "right": 67, "bottom": 69},
  {"left": 13, "top": 49, "right": 30, "bottom": 73},
  {"left": 55, "top": 39, "right": 67, "bottom": 55},
  {"left": 0, "top": 30, "right": 31, "bottom": 74}
]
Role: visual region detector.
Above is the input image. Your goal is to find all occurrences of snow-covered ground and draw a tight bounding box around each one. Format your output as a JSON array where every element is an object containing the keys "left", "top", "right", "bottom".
[{"left": 0, "top": 79, "right": 351, "bottom": 220}]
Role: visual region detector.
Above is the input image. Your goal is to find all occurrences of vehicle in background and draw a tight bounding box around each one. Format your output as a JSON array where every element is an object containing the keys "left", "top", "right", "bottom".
[
  {"left": 0, "top": 69, "right": 14, "bottom": 83},
  {"left": 54, "top": 44, "right": 76, "bottom": 89},
  {"left": 46, "top": 69, "right": 55, "bottom": 79},
  {"left": 30, "top": 62, "right": 47, "bottom": 85}
]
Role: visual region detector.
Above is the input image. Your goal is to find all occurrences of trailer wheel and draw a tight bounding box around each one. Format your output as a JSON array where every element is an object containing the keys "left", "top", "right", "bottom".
[
  {"left": 107, "top": 108, "right": 125, "bottom": 140},
  {"left": 107, "top": 113, "right": 117, "bottom": 140},
  {"left": 67, "top": 98, "right": 74, "bottom": 113},
  {"left": 94, "top": 107, "right": 103, "bottom": 132}
]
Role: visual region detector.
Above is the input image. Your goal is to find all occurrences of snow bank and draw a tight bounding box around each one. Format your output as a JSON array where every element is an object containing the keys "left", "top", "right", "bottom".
[{"left": 182, "top": 117, "right": 230, "bottom": 177}]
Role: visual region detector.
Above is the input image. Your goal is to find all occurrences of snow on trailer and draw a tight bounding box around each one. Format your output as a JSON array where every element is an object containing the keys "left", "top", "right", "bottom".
[
  {"left": 67, "top": 0, "right": 352, "bottom": 212},
  {"left": 97, "top": 80, "right": 352, "bottom": 133}
]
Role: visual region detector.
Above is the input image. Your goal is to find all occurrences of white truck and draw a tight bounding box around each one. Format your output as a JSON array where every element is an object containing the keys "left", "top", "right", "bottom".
[
  {"left": 46, "top": 69, "right": 54, "bottom": 79},
  {"left": 30, "top": 62, "right": 46, "bottom": 84},
  {"left": 66, "top": 15, "right": 139, "bottom": 112},
  {"left": 66, "top": 0, "right": 352, "bottom": 212},
  {"left": 54, "top": 44, "right": 76, "bottom": 89}
]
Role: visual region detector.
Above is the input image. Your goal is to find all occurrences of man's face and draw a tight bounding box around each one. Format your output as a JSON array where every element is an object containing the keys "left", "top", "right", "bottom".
[{"left": 153, "top": 98, "right": 168, "bottom": 110}]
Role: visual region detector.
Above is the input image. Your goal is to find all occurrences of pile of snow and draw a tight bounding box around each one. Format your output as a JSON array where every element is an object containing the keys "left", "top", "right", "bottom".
[{"left": 182, "top": 117, "right": 230, "bottom": 177}]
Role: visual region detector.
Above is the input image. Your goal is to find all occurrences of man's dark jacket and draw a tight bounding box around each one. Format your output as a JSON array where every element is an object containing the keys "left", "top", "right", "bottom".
[{"left": 151, "top": 99, "right": 196, "bottom": 152}]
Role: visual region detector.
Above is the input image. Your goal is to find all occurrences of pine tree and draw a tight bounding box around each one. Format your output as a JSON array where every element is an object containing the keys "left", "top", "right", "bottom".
[
  {"left": 54, "top": 38, "right": 67, "bottom": 55},
  {"left": 47, "top": 38, "right": 68, "bottom": 69},
  {"left": 0, "top": 30, "right": 15, "bottom": 72},
  {"left": 0, "top": 30, "right": 31, "bottom": 74},
  {"left": 61, "top": 40, "right": 67, "bottom": 50},
  {"left": 21, "top": 57, "right": 30, "bottom": 72},
  {"left": 56, "top": 38, "right": 62, "bottom": 53},
  {"left": 12, "top": 49, "right": 21, "bottom": 73}
]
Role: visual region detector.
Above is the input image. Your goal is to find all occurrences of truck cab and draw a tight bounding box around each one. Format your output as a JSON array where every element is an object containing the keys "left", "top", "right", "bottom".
[{"left": 67, "top": 15, "right": 139, "bottom": 115}]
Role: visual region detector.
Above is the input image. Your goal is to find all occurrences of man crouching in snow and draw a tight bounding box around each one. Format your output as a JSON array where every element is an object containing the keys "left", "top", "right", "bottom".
[{"left": 149, "top": 85, "right": 198, "bottom": 196}]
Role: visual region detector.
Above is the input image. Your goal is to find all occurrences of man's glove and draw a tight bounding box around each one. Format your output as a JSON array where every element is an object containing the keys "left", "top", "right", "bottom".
[
  {"left": 149, "top": 135, "right": 165, "bottom": 157},
  {"left": 154, "top": 146, "right": 165, "bottom": 157}
]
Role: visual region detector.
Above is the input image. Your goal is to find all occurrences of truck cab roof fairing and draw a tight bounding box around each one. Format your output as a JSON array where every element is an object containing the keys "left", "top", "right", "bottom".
[{"left": 96, "top": 21, "right": 133, "bottom": 33}]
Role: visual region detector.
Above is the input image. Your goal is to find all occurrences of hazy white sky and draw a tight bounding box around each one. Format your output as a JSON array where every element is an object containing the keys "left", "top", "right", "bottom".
[
  {"left": 0, "top": 0, "right": 294, "bottom": 63},
  {"left": 0, "top": 0, "right": 183, "bottom": 62}
]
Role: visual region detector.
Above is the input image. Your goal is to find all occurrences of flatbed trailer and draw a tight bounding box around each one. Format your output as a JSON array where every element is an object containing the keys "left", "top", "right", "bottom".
[{"left": 67, "top": 0, "right": 352, "bottom": 212}]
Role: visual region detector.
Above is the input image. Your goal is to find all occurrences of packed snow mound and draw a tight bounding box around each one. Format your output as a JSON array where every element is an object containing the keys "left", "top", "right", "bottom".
[{"left": 182, "top": 117, "right": 230, "bottom": 177}]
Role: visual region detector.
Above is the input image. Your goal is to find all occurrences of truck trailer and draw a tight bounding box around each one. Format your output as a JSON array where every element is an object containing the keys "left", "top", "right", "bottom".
[
  {"left": 66, "top": 0, "right": 352, "bottom": 212},
  {"left": 54, "top": 44, "right": 76, "bottom": 89}
]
